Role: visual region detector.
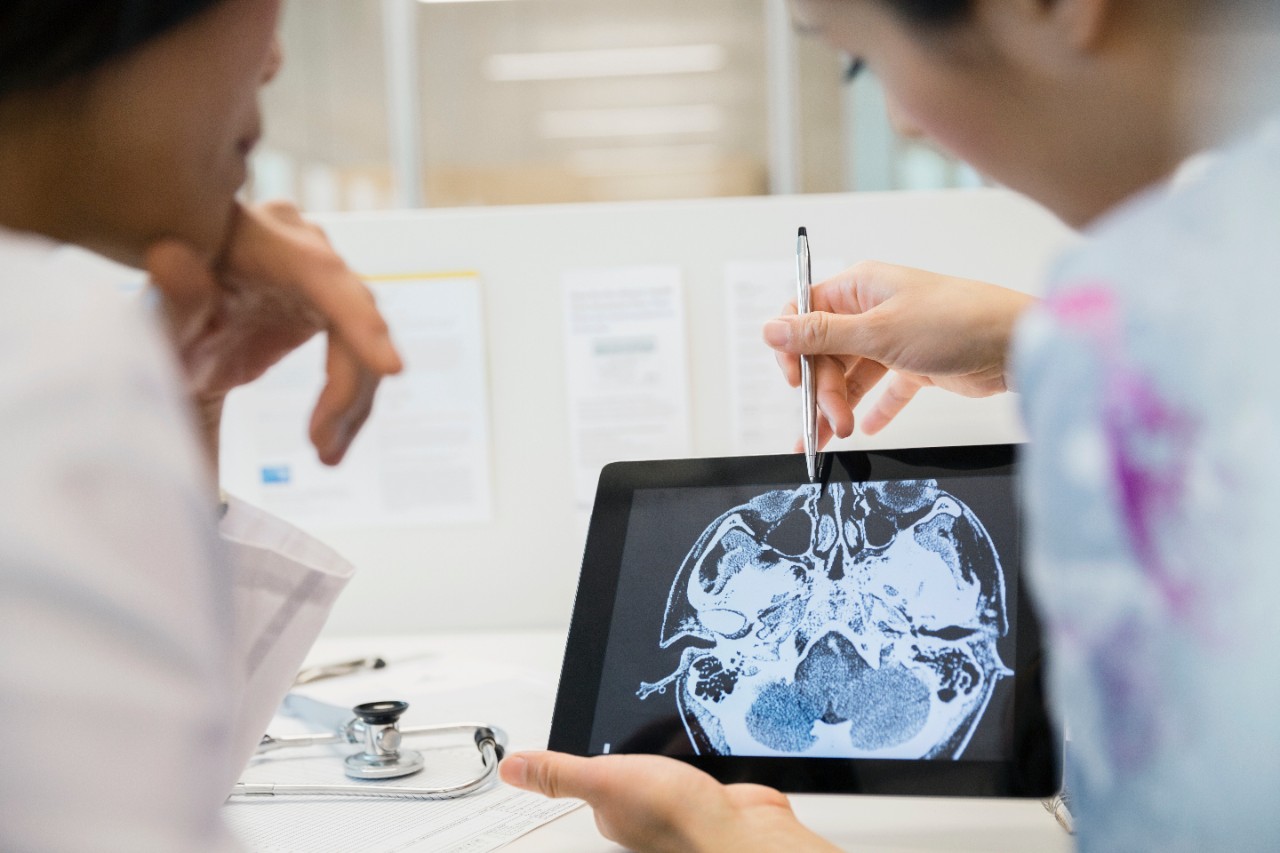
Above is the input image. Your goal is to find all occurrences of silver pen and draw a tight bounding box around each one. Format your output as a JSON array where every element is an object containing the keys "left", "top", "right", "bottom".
[
  {"left": 292, "top": 655, "right": 386, "bottom": 686},
  {"left": 796, "top": 226, "right": 819, "bottom": 482}
]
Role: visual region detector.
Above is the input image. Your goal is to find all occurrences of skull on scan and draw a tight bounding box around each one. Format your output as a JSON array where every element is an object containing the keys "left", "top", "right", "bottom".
[{"left": 638, "top": 481, "right": 1011, "bottom": 758}]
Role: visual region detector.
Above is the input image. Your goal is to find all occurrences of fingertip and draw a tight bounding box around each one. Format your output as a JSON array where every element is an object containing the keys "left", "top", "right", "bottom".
[
  {"left": 319, "top": 442, "right": 347, "bottom": 466},
  {"left": 352, "top": 334, "right": 402, "bottom": 377},
  {"left": 818, "top": 403, "right": 852, "bottom": 441},
  {"left": 359, "top": 313, "right": 403, "bottom": 375},
  {"left": 499, "top": 754, "right": 530, "bottom": 788},
  {"left": 838, "top": 406, "right": 856, "bottom": 439},
  {"left": 308, "top": 409, "right": 347, "bottom": 466},
  {"left": 762, "top": 319, "right": 791, "bottom": 348}
]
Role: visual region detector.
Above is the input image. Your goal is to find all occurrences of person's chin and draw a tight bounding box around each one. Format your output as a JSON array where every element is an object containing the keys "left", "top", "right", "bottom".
[
  {"left": 227, "top": 153, "right": 250, "bottom": 198},
  {"left": 180, "top": 191, "right": 244, "bottom": 259}
]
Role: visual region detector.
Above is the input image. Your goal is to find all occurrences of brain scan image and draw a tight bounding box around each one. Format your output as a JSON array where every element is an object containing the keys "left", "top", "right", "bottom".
[{"left": 635, "top": 480, "right": 1012, "bottom": 759}]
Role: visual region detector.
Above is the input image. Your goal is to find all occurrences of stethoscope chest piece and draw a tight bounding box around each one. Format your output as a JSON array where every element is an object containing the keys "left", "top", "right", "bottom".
[
  {"left": 240, "top": 697, "right": 506, "bottom": 799},
  {"left": 343, "top": 700, "right": 426, "bottom": 780}
]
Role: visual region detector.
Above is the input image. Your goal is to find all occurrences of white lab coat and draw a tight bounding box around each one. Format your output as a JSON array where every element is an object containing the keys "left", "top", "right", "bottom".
[{"left": 0, "top": 227, "right": 353, "bottom": 851}]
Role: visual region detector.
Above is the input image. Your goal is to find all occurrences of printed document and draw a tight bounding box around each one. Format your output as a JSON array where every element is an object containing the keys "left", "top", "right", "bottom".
[
  {"left": 562, "top": 266, "right": 693, "bottom": 515},
  {"left": 724, "top": 258, "right": 844, "bottom": 455},
  {"left": 219, "top": 273, "right": 493, "bottom": 529}
]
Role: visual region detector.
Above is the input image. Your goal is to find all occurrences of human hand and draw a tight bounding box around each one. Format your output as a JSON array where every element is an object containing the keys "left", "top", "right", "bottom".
[
  {"left": 500, "top": 750, "right": 840, "bottom": 853},
  {"left": 762, "top": 261, "right": 1035, "bottom": 444},
  {"left": 145, "top": 200, "right": 402, "bottom": 469}
]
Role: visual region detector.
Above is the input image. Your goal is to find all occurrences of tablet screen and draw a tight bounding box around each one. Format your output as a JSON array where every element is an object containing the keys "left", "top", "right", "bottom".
[{"left": 551, "top": 448, "right": 1058, "bottom": 796}]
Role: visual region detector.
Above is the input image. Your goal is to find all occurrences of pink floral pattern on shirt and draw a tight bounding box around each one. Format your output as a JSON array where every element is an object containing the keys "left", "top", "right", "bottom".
[
  {"left": 1046, "top": 284, "right": 1201, "bottom": 622},
  {"left": 1042, "top": 283, "right": 1207, "bottom": 777}
]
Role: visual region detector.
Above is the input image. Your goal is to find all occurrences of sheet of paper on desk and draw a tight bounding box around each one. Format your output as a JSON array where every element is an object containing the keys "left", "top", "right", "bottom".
[
  {"left": 224, "top": 651, "right": 580, "bottom": 852},
  {"left": 224, "top": 761, "right": 578, "bottom": 853},
  {"left": 219, "top": 272, "right": 494, "bottom": 529}
]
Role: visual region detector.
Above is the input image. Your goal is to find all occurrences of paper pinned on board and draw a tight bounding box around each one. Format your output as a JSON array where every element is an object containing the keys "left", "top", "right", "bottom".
[
  {"left": 562, "top": 266, "right": 693, "bottom": 515},
  {"left": 724, "top": 258, "right": 844, "bottom": 456},
  {"left": 219, "top": 272, "right": 494, "bottom": 529}
]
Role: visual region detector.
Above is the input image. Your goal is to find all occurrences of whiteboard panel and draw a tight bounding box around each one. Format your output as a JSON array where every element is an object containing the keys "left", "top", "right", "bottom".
[{"left": 236, "top": 189, "right": 1075, "bottom": 634}]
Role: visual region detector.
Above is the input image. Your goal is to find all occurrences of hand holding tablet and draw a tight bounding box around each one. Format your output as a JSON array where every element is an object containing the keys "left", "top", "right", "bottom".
[{"left": 549, "top": 447, "right": 1058, "bottom": 797}]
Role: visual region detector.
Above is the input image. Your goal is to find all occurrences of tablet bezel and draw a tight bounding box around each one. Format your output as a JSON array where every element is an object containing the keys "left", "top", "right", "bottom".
[{"left": 549, "top": 446, "right": 1059, "bottom": 797}]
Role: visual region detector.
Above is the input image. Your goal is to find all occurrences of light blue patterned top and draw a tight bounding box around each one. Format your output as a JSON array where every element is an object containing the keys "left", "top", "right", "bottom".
[{"left": 1013, "top": 117, "right": 1280, "bottom": 851}]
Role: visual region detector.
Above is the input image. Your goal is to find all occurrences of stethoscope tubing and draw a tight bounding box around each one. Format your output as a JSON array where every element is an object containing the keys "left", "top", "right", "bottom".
[
  {"left": 230, "top": 738, "right": 501, "bottom": 799},
  {"left": 237, "top": 702, "right": 508, "bottom": 802}
]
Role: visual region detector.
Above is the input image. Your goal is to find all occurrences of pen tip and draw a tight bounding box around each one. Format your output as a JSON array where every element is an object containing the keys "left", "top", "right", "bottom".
[{"left": 798, "top": 226, "right": 807, "bottom": 237}]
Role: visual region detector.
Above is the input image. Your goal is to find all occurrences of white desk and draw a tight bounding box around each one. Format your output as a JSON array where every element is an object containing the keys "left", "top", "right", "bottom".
[{"left": 299, "top": 631, "right": 1074, "bottom": 853}]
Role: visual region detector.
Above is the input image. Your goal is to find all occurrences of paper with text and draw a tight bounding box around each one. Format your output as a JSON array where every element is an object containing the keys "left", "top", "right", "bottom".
[
  {"left": 725, "top": 258, "right": 844, "bottom": 455},
  {"left": 225, "top": 765, "right": 578, "bottom": 853},
  {"left": 562, "top": 266, "right": 692, "bottom": 515},
  {"left": 219, "top": 273, "right": 493, "bottom": 529}
]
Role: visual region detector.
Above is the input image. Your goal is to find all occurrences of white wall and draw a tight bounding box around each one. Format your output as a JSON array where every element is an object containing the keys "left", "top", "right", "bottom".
[{"left": 283, "top": 189, "right": 1075, "bottom": 636}]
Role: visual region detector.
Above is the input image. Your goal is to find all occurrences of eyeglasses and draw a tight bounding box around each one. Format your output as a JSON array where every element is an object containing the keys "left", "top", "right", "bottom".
[{"left": 844, "top": 57, "right": 866, "bottom": 82}]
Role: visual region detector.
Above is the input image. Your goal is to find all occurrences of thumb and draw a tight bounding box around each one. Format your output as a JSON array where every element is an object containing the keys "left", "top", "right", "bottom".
[
  {"left": 500, "top": 751, "right": 597, "bottom": 801},
  {"left": 762, "top": 311, "right": 881, "bottom": 358}
]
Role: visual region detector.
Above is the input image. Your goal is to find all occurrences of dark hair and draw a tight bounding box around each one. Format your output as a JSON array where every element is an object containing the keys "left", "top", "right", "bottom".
[
  {"left": 0, "top": 0, "right": 225, "bottom": 101},
  {"left": 880, "top": 0, "right": 972, "bottom": 27}
]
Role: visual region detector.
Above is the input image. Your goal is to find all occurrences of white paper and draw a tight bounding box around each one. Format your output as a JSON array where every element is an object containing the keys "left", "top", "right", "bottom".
[
  {"left": 724, "top": 258, "right": 844, "bottom": 455},
  {"left": 224, "top": 645, "right": 580, "bottom": 852},
  {"left": 219, "top": 273, "right": 493, "bottom": 528},
  {"left": 225, "top": 768, "right": 578, "bottom": 853},
  {"left": 562, "top": 266, "right": 692, "bottom": 514}
]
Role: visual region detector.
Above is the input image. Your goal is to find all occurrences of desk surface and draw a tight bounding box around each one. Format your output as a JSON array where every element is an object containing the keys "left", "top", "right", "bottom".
[{"left": 301, "top": 631, "right": 1074, "bottom": 853}]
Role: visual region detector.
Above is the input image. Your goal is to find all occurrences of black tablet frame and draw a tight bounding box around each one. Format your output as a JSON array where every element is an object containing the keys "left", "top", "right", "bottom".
[{"left": 549, "top": 446, "right": 1059, "bottom": 797}]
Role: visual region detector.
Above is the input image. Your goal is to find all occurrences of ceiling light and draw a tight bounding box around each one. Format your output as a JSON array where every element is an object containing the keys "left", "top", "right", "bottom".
[
  {"left": 568, "top": 144, "right": 722, "bottom": 176},
  {"left": 485, "top": 44, "right": 726, "bottom": 81},
  {"left": 538, "top": 105, "right": 723, "bottom": 139}
]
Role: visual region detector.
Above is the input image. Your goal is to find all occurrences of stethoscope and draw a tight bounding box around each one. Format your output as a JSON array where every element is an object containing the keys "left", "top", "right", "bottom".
[{"left": 230, "top": 696, "right": 507, "bottom": 800}]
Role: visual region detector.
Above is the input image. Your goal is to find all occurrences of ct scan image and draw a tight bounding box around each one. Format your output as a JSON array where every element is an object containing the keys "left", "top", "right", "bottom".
[{"left": 591, "top": 478, "right": 1016, "bottom": 761}]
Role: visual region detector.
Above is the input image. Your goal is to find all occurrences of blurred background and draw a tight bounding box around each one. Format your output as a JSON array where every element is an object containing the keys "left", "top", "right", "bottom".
[{"left": 250, "top": 0, "right": 984, "bottom": 212}]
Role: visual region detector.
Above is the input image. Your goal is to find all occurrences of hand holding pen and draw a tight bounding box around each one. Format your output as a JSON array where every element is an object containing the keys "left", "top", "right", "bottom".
[{"left": 763, "top": 260, "right": 1034, "bottom": 440}]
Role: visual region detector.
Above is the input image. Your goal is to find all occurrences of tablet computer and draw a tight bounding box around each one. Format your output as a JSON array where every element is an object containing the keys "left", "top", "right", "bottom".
[{"left": 549, "top": 446, "right": 1058, "bottom": 797}]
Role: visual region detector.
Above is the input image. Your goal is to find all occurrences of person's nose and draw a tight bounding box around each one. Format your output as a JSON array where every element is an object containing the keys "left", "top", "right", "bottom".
[{"left": 262, "top": 36, "right": 284, "bottom": 84}]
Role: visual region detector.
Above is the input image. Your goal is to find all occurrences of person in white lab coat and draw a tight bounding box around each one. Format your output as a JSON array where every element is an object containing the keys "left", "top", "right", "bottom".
[{"left": 0, "top": 1, "right": 402, "bottom": 849}]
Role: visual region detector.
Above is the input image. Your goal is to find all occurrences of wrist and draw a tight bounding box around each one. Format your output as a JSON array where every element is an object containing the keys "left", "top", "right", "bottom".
[
  {"left": 999, "top": 292, "right": 1038, "bottom": 393},
  {"left": 192, "top": 393, "right": 225, "bottom": 473}
]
